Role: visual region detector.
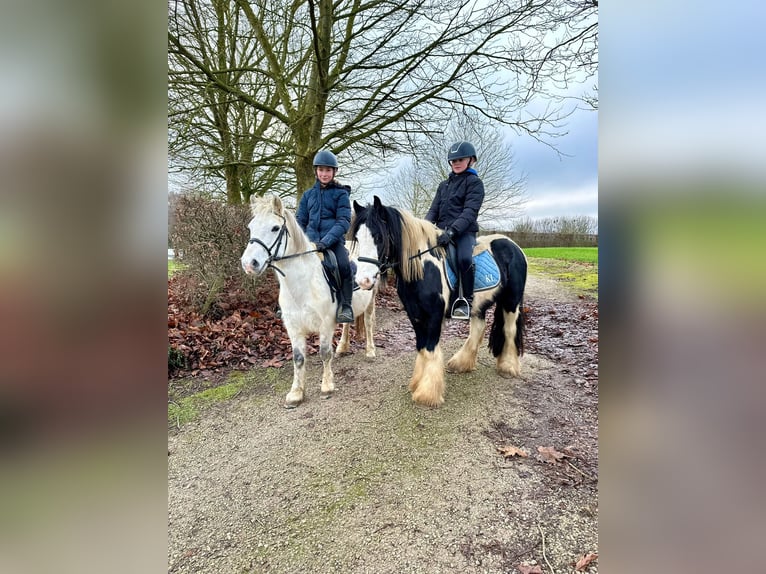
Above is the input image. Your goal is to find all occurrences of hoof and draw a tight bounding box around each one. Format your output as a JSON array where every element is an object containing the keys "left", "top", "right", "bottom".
[
  {"left": 284, "top": 394, "right": 303, "bottom": 409},
  {"left": 319, "top": 391, "right": 334, "bottom": 400}
]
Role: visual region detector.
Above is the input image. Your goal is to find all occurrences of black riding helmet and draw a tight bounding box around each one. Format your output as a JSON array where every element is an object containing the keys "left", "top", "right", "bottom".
[
  {"left": 313, "top": 149, "right": 338, "bottom": 168},
  {"left": 447, "top": 141, "right": 477, "bottom": 162}
]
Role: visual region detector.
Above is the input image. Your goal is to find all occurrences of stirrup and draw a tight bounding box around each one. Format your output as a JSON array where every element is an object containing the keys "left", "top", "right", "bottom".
[{"left": 451, "top": 298, "right": 470, "bottom": 320}]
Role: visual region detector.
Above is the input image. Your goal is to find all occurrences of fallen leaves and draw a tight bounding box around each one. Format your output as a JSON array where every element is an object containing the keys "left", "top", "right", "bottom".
[
  {"left": 517, "top": 565, "right": 543, "bottom": 574},
  {"left": 168, "top": 273, "right": 403, "bottom": 378},
  {"left": 574, "top": 552, "right": 598, "bottom": 571},
  {"left": 497, "top": 445, "right": 529, "bottom": 458},
  {"left": 536, "top": 445, "right": 568, "bottom": 464}
]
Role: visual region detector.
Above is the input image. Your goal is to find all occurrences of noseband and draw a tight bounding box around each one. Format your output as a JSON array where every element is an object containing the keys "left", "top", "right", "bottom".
[
  {"left": 356, "top": 255, "right": 390, "bottom": 278},
  {"left": 248, "top": 215, "right": 318, "bottom": 276}
]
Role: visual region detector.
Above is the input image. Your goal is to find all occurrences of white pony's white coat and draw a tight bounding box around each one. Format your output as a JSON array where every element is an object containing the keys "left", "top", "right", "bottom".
[{"left": 241, "top": 194, "right": 378, "bottom": 408}]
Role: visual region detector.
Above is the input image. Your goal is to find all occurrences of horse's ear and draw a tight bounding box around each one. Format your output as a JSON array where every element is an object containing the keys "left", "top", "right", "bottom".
[
  {"left": 248, "top": 193, "right": 260, "bottom": 215},
  {"left": 353, "top": 200, "right": 363, "bottom": 213},
  {"left": 270, "top": 194, "right": 284, "bottom": 215},
  {"left": 372, "top": 195, "right": 387, "bottom": 221}
]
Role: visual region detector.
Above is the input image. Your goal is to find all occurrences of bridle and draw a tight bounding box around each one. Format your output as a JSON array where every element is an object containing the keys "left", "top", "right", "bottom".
[
  {"left": 247, "top": 215, "right": 318, "bottom": 276},
  {"left": 356, "top": 255, "right": 390, "bottom": 278}
]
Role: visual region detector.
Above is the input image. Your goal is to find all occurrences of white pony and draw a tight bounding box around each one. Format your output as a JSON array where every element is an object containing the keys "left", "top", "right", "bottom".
[{"left": 241, "top": 194, "right": 379, "bottom": 408}]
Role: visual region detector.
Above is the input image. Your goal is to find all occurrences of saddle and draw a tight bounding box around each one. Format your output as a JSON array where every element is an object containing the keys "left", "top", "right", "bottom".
[
  {"left": 443, "top": 243, "right": 501, "bottom": 293},
  {"left": 319, "top": 250, "right": 359, "bottom": 304}
]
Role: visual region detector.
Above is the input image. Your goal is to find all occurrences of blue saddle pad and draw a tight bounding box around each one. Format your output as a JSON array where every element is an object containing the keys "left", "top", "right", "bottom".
[{"left": 445, "top": 250, "right": 500, "bottom": 292}]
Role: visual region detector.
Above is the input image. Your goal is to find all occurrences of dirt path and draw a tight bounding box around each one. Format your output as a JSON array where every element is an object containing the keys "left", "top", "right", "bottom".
[{"left": 168, "top": 273, "right": 598, "bottom": 573}]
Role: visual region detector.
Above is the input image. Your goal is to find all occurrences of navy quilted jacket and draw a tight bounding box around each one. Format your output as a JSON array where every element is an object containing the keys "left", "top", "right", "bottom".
[
  {"left": 424, "top": 168, "right": 484, "bottom": 235},
  {"left": 295, "top": 180, "right": 352, "bottom": 247}
]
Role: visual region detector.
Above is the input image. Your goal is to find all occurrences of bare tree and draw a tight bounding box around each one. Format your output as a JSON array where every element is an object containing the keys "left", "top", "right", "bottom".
[
  {"left": 556, "top": 215, "right": 598, "bottom": 234},
  {"left": 381, "top": 116, "right": 527, "bottom": 228},
  {"left": 168, "top": 0, "right": 598, "bottom": 203},
  {"left": 519, "top": 215, "right": 598, "bottom": 234},
  {"left": 168, "top": 0, "right": 292, "bottom": 203}
]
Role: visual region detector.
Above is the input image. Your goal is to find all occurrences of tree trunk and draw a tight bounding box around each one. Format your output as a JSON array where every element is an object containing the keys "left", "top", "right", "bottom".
[
  {"left": 225, "top": 164, "right": 242, "bottom": 205},
  {"left": 295, "top": 153, "right": 315, "bottom": 201}
]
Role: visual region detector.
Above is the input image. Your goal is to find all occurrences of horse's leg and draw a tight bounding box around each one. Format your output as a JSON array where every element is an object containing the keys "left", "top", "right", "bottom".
[
  {"left": 446, "top": 316, "right": 487, "bottom": 373},
  {"left": 319, "top": 328, "right": 335, "bottom": 398},
  {"left": 285, "top": 338, "right": 307, "bottom": 408},
  {"left": 410, "top": 345, "right": 445, "bottom": 408},
  {"left": 363, "top": 296, "right": 376, "bottom": 358},
  {"left": 408, "top": 350, "right": 425, "bottom": 392},
  {"left": 495, "top": 305, "right": 522, "bottom": 377},
  {"left": 336, "top": 324, "right": 351, "bottom": 356},
  {"left": 407, "top": 313, "right": 445, "bottom": 406}
]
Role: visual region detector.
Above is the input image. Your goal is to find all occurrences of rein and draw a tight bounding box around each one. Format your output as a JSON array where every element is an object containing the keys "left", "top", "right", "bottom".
[
  {"left": 357, "top": 255, "right": 390, "bottom": 276},
  {"left": 408, "top": 244, "right": 442, "bottom": 261}
]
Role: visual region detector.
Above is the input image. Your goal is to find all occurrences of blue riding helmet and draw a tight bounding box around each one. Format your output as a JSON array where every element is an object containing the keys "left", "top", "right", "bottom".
[
  {"left": 447, "top": 141, "right": 477, "bottom": 162},
  {"left": 313, "top": 149, "right": 338, "bottom": 168}
]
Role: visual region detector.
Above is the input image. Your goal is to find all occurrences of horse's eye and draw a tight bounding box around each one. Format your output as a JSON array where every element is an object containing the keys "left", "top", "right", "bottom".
[{"left": 271, "top": 225, "right": 280, "bottom": 232}]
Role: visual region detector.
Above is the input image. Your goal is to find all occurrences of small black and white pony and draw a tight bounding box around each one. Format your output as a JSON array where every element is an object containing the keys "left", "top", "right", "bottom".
[
  {"left": 349, "top": 196, "right": 527, "bottom": 407},
  {"left": 241, "top": 194, "right": 378, "bottom": 408}
]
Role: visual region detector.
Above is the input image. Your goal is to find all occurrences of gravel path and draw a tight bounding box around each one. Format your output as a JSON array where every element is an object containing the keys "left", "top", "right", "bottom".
[{"left": 168, "top": 273, "right": 598, "bottom": 573}]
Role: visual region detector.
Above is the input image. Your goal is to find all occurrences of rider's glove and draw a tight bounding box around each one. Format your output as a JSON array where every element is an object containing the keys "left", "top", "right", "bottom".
[{"left": 437, "top": 228, "right": 455, "bottom": 246}]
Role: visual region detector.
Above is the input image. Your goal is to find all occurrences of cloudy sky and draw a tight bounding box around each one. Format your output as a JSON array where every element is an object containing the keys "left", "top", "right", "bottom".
[{"left": 510, "top": 104, "right": 598, "bottom": 223}]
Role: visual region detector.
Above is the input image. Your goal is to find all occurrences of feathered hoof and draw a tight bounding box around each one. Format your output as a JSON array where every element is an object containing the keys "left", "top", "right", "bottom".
[
  {"left": 446, "top": 357, "right": 476, "bottom": 373},
  {"left": 320, "top": 390, "right": 334, "bottom": 400},
  {"left": 411, "top": 389, "right": 444, "bottom": 408},
  {"left": 496, "top": 360, "right": 521, "bottom": 378},
  {"left": 284, "top": 391, "right": 304, "bottom": 408}
]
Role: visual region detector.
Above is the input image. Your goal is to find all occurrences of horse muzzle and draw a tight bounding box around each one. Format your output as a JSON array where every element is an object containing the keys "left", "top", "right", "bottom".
[
  {"left": 355, "top": 275, "right": 377, "bottom": 290},
  {"left": 241, "top": 257, "right": 265, "bottom": 275}
]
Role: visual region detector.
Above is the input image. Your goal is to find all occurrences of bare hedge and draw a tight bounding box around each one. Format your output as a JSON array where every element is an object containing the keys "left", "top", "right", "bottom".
[{"left": 169, "top": 194, "right": 258, "bottom": 316}]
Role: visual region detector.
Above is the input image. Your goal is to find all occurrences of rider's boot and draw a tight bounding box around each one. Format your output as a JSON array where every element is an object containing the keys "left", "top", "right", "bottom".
[{"left": 336, "top": 274, "right": 354, "bottom": 324}]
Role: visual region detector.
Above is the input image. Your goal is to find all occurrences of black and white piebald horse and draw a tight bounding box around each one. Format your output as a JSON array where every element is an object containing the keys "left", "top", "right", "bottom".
[{"left": 349, "top": 196, "right": 527, "bottom": 407}]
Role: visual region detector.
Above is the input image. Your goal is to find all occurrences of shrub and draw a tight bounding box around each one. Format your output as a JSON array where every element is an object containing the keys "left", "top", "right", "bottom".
[
  {"left": 168, "top": 346, "right": 187, "bottom": 374},
  {"left": 169, "top": 193, "right": 259, "bottom": 316}
]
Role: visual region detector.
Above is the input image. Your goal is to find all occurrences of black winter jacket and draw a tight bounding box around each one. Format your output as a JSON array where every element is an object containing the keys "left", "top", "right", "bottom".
[
  {"left": 295, "top": 180, "right": 352, "bottom": 247},
  {"left": 425, "top": 169, "right": 484, "bottom": 235}
]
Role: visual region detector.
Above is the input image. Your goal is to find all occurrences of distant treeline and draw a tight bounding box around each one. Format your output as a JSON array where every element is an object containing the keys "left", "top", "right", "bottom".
[
  {"left": 480, "top": 215, "right": 598, "bottom": 247},
  {"left": 482, "top": 230, "right": 598, "bottom": 248}
]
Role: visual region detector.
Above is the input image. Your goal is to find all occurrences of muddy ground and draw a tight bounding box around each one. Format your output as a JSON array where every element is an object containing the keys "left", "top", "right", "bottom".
[{"left": 168, "top": 273, "right": 598, "bottom": 573}]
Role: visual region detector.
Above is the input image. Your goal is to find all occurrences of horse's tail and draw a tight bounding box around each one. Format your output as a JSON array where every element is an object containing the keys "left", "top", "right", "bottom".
[
  {"left": 488, "top": 237, "right": 527, "bottom": 358},
  {"left": 514, "top": 301, "right": 525, "bottom": 356},
  {"left": 488, "top": 297, "right": 525, "bottom": 358},
  {"left": 488, "top": 307, "right": 505, "bottom": 357}
]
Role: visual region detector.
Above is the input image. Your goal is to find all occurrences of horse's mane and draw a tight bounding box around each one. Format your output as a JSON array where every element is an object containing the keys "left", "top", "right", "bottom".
[
  {"left": 370, "top": 204, "right": 440, "bottom": 283},
  {"left": 250, "top": 195, "right": 312, "bottom": 254}
]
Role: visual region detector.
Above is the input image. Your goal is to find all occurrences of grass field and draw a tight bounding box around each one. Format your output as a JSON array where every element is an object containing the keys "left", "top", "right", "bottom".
[
  {"left": 524, "top": 246, "right": 598, "bottom": 298},
  {"left": 523, "top": 247, "right": 598, "bottom": 264}
]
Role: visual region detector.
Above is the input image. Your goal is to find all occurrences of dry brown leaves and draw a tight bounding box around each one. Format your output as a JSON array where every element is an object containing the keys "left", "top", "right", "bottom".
[
  {"left": 497, "top": 445, "right": 529, "bottom": 458},
  {"left": 574, "top": 552, "right": 598, "bottom": 571}
]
